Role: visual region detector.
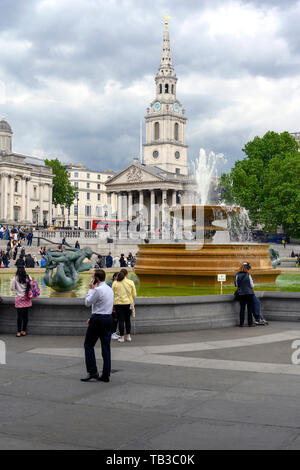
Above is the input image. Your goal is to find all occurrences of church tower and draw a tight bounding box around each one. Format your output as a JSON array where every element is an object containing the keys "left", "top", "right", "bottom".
[{"left": 143, "top": 18, "right": 188, "bottom": 175}]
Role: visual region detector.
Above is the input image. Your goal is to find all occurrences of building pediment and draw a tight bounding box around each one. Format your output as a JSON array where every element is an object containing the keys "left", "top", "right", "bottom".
[{"left": 105, "top": 163, "right": 166, "bottom": 187}]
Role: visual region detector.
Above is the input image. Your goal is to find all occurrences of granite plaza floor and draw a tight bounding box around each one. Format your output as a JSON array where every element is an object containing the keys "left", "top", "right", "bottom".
[{"left": 0, "top": 322, "right": 300, "bottom": 450}]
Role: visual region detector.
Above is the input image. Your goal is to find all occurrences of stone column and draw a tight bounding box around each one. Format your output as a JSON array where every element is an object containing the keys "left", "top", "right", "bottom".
[
  {"left": 139, "top": 190, "right": 144, "bottom": 214},
  {"left": 150, "top": 189, "right": 156, "bottom": 237},
  {"left": 1, "top": 173, "right": 8, "bottom": 221},
  {"left": 9, "top": 175, "right": 14, "bottom": 221},
  {"left": 162, "top": 189, "right": 168, "bottom": 239},
  {"left": 26, "top": 177, "right": 31, "bottom": 223},
  {"left": 21, "top": 176, "right": 26, "bottom": 221},
  {"left": 128, "top": 191, "right": 133, "bottom": 221},
  {"left": 172, "top": 190, "right": 177, "bottom": 207},
  {"left": 117, "top": 192, "right": 122, "bottom": 220}
]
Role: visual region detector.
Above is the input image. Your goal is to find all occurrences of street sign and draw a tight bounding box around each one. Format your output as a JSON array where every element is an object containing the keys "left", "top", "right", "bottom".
[{"left": 218, "top": 274, "right": 226, "bottom": 282}]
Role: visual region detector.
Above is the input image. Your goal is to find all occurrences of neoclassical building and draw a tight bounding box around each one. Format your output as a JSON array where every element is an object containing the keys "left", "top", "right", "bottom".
[
  {"left": 0, "top": 118, "right": 53, "bottom": 225},
  {"left": 105, "top": 21, "right": 196, "bottom": 231}
]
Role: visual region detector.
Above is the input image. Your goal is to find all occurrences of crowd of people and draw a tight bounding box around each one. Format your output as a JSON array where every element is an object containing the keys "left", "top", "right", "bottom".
[{"left": 94, "top": 252, "right": 136, "bottom": 269}]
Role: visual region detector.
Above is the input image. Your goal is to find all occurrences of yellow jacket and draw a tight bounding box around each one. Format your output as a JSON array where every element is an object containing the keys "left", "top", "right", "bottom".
[{"left": 112, "top": 278, "right": 137, "bottom": 305}]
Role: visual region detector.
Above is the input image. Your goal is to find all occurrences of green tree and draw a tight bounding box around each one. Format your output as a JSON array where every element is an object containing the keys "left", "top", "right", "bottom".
[
  {"left": 220, "top": 131, "right": 300, "bottom": 235},
  {"left": 45, "top": 158, "right": 76, "bottom": 208}
]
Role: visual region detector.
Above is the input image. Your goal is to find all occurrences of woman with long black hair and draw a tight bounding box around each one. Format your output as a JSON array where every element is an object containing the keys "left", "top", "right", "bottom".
[{"left": 10, "top": 267, "right": 32, "bottom": 337}]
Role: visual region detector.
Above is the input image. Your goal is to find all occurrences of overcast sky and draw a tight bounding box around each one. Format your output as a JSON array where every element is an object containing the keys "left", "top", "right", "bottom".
[{"left": 1, "top": 0, "right": 300, "bottom": 174}]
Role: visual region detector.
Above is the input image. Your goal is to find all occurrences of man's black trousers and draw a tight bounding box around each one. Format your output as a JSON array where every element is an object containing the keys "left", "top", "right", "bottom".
[{"left": 84, "top": 314, "right": 113, "bottom": 378}]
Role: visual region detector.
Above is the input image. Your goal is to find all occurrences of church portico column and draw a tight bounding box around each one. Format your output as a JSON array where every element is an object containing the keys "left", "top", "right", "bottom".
[
  {"left": 161, "top": 189, "right": 168, "bottom": 239},
  {"left": 128, "top": 191, "right": 133, "bottom": 221},
  {"left": 150, "top": 189, "right": 156, "bottom": 238}
]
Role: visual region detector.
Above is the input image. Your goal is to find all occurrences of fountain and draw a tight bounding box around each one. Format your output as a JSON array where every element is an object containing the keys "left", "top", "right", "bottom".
[{"left": 134, "top": 149, "right": 281, "bottom": 287}]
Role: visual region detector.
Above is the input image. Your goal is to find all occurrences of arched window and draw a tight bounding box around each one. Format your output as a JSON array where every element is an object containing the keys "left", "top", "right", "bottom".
[
  {"left": 174, "top": 123, "right": 179, "bottom": 141},
  {"left": 159, "top": 84, "right": 162, "bottom": 94},
  {"left": 165, "top": 83, "right": 169, "bottom": 93},
  {"left": 154, "top": 122, "right": 160, "bottom": 140},
  {"left": 172, "top": 85, "right": 174, "bottom": 94}
]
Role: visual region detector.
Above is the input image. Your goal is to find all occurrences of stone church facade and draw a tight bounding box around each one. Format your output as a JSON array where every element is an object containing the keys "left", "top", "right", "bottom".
[{"left": 106, "top": 21, "right": 196, "bottom": 233}]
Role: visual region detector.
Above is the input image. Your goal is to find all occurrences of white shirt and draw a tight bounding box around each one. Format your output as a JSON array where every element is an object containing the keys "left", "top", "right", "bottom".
[{"left": 85, "top": 282, "right": 114, "bottom": 315}]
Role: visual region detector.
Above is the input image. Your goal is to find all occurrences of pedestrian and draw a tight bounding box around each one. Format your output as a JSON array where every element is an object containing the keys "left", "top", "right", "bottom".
[
  {"left": 26, "top": 231, "right": 33, "bottom": 246},
  {"left": 75, "top": 240, "right": 80, "bottom": 249},
  {"left": 107, "top": 272, "right": 120, "bottom": 340},
  {"left": 81, "top": 269, "right": 114, "bottom": 383},
  {"left": 106, "top": 252, "right": 113, "bottom": 268},
  {"left": 119, "top": 253, "right": 127, "bottom": 267},
  {"left": 112, "top": 269, "right": 137, "bottom": 343},
  {"left": 234, "top": 262, "right": 256, "bottom": 328},
  {"left": 10, "top": 267, "right": 32, "bottom": 337}
]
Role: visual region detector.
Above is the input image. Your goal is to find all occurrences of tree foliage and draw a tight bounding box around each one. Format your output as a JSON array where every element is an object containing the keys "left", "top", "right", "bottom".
[
  {"left": 45, "top": 158, "right": 76, "bottom": 208},
  {"left": 220, "top": 131, "right": 300, "bottom": 236}
]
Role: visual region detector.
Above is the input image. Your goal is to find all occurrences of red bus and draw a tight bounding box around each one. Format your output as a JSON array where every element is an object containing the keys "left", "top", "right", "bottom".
[{"left": 92, "top": 219, "right": 128, "bottom": 231}]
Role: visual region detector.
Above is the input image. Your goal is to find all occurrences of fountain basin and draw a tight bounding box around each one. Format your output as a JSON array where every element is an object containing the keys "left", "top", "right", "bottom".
[{"left": 134, "top": 242, "right": 280, "bottom": 286}]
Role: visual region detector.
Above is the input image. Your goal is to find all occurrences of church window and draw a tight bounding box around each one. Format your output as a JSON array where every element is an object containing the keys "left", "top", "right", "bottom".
[
  {"left": 175, "top": 168, "right": 180, "bottom": 175},
  {"left": 153, "top": 150, "right": 159, "bottom": 159},
  {"left": 174, "top": 123, "right": 179, "bottom": 141},
  {"left": 172, "top": 85, "right": 174, "bottom": 94},
  {"left": 14, "top": 180, "right": 19, "bottom": 193},
  {"left": 97, "top": 183, "right": 100, "bottom": 190},
  {"left": 87, "top": 182, "right": 90, "bottom": 188},
  {"left": 74, "top": 172, "right": 78, "bottom": 178},
  {"left": 165, "top": 83, "right": 169, "bottom": 93},
  {"left": 97, "top": 194, "right": 101, "bottom": 201},
  {"left": 159, "top": 84, "right": 162, "bottom": 94},
  {"left": 154, "top": 122, "right": 160, "bottom": 140},
  {"left": 175, "top": 151, "right": 180, "bottom": 159},
  {"left": 87, "top": 192, "right": 90, "bottom": 200}
]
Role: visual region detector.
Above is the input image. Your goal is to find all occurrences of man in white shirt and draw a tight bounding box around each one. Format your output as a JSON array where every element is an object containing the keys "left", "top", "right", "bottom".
[{"left": 81, "top": 269, "right": 114, "bottom": 382}]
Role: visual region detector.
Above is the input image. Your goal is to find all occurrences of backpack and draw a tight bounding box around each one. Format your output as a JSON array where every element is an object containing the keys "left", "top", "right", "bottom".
[{"left": 29, "top": 280, "right": 40, "bottom": 298}]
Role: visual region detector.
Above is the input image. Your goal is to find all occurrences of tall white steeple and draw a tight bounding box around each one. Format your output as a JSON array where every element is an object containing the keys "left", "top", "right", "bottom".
[{"left": 143, "top": 17, "right": 188, "bottom": 175}]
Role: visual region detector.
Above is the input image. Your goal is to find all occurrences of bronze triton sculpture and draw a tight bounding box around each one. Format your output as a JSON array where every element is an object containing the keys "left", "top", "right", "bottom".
[{"left": 43, "top": 247, "right": 94, "bottom": 292}]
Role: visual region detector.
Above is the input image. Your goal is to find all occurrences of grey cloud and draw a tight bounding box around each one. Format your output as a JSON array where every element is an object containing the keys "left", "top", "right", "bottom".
[{"left": 0, "top": 0, "right": 300, "bottom": 174}]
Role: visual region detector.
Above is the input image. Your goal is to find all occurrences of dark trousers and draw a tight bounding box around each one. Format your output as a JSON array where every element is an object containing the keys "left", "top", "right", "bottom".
[
  {"left": 115, "top": 304, "right": 131, "bottom": 336},
  {"left": 112, "top": 311, "right": 118, "bottom": 334},
  {"left": 84, "top": 314, "right": 113, "bottom": 378},
  {"left": 239, "top": 294, "right": 254, "bottom": 326},
  {"left": 17, "top": 308, "right": 29, "bottom": 332}
]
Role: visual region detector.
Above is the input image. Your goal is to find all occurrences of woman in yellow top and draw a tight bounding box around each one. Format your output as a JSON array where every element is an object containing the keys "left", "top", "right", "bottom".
[{"left": 112, "top": 269, "right": 136, "bottom": 343}]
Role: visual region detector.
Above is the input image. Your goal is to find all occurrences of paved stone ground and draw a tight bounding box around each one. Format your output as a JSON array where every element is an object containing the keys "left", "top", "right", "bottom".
[{"left": 1, "top": 322, "right": 300, "bottom": 450}]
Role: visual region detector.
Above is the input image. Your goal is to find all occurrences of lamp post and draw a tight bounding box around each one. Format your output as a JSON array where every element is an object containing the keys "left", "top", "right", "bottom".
[{"left": 35, "top": 205, "right": 40, "bottom": 227}]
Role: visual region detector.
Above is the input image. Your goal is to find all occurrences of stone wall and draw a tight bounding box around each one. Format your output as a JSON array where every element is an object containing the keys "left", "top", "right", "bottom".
[{"left": 0, "top": 292, "right": 298, "bottom": 336}]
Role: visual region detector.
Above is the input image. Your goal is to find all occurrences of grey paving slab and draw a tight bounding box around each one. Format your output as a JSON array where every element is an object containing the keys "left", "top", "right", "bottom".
[
  {"left": 1, "top": 324, "right": 300, "bottom": 449},
  {"left": 170, "top": 340, "right": 294, "bottom": 364},
  {"left": 75, "top": 382, "right": 218, "bottom": 416},
  {"left": 124, "top": 419, "right": 299, "bottom": 450},
  {"left": 0, "top": 404, "right": 178, "bottom": 450},
  {"left": 0, "top": 434, "right": 87, "bottom": 450},
  {"left": 184, "top": 391, "right": 300, "bottom": 428}
]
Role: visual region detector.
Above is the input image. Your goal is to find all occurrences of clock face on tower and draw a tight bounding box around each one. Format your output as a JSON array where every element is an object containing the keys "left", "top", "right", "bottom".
[
  {"left": 173, "top": 103, "right": 179, "bottom": 112},
  {"left": 153, "top": 101, "right": 161, "bottom": 112}
]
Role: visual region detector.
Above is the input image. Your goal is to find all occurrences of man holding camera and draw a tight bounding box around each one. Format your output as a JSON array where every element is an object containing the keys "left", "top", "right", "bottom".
[{"left": 81, "top": 269, "right": 114, "bottom": 383}]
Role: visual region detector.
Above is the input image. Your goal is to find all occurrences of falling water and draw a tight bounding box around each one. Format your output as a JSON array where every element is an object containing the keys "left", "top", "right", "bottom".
[
  {"left": 193, "top": 149, "right": 226, "bottom": 205},
  {"left": 191, "top": 148, "right": 253, "bottom": 243}
]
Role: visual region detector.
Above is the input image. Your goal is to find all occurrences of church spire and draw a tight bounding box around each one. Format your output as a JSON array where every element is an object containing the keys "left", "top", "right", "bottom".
[{"left": 157, "top": 16, "right": 175, "bottom": 78}]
